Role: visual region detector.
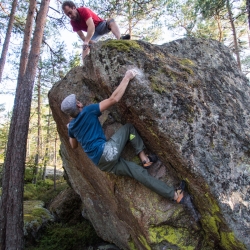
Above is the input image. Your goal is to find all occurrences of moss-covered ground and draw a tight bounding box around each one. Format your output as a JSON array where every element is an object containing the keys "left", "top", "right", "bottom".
[
  {"left": 23, "top": 179, "right": 68, "bottom": 205},
  {"left": 26, "top": 222, "right": 102, "bottom": 250},
  {"left": 22, "top": 167, "right": 102, "bottom": 250}
]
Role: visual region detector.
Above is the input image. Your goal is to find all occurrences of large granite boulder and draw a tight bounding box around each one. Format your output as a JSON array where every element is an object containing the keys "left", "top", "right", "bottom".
[
  {"left": 49, "top": 187, "right": 83, "bottom": 224},
  {"left": 48, "top": 37, "right": 250, "bottom": 250}
]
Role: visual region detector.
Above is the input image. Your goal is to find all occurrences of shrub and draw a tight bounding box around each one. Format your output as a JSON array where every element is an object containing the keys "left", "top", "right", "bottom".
[
  {"left": 24, "top": 184, "right": 38, "bottom": 200},
  {"left": 24, "top": 181, "right": 68, "bottom": 204},
  {"left": 31, "top": 221, "right": 101, "bottom": 250},
  {"left": 36, "top": 179, "right": 54, "bottom": 190},
  {"left": 25, "top": 166, "right": 35, "bottom": 184},
  {"left": 36, "top": 182, "right": 68, "bottom": 205}
]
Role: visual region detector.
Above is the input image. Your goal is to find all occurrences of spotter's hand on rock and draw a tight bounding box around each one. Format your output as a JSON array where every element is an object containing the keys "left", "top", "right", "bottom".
[{"left": 83, "top": 44, "right": 89, "bottom": 51}]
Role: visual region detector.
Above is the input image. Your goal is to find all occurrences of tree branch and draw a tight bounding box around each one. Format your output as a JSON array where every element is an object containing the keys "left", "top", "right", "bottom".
[{"left": 42, "top": 39, "right": 58, "bottom": 56}]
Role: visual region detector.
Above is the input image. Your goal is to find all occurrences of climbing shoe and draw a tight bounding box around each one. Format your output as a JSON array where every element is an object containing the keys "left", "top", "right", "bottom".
[
  {"left": 142, "top": 155, "right": 158, "bottom": 169},
  {"left": 121, "top": 34, "right": 131, "bottom": 40},
  {"left": 175, "top": 180, "right": 200, "bottom": 222}
]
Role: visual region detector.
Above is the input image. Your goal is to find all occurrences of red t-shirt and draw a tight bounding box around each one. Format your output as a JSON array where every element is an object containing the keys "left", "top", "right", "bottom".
[{"left": 70, "top": 7, "right": 104, "bottom": 32}]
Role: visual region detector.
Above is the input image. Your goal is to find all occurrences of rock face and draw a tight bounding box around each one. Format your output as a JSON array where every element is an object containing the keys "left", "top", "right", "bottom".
[
  {"left": 48, "top": 38, "right": 250, "bottom": 250},
  {"left": 49, "top": 187, "right": 83, "bottom": 224},
  {"left": 24, "top": 200, "right": 54, "bottom": 246}
]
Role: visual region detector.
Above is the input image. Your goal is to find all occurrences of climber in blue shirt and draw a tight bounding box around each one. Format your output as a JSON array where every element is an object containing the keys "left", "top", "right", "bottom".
[{"left": 61, "top": 69, "right": 186, "bottom": 203}]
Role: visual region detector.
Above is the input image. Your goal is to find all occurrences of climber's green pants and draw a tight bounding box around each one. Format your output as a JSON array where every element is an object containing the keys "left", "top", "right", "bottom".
[{"left": 97, "top": 123, "right": 175, "bottom": 200}]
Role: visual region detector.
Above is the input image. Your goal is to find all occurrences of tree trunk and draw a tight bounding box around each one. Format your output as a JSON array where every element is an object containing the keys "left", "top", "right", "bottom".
[
  {"left": 215, "top": 14, "right": 223, "bottom": 42},
  {"left": 42, "top": 109, "right": 51, "bottom": 180},
  {"left": 128, "top": 0, "right": 132, "bottom": 37},
  {"left": 0, "top": 0, "right": 18, "bottom": 82},
  {"left": 33, "top": 70, "right": 42, "bottom": 184},
  {"left": 53, "top": 133, "right": 57, "bottom": 191},
  {"left": 27, "top": 137, "right": 30, "bottom": 159},
  {"left": 0, "top": 0, "right": 50, "bottom": 249},
  {"left": 17, "top": 0, "right": 37, "bottom": 83},
  {"left": 248, "top": 30, "right": 250, "bottom": 47},
  {"left": 3, "top": 113, "right": 10, "bottom": 161},
  {"left": 247, "top": 0, "right": 250, "bottom": 30},
  {"left": 226, "top": 0, "right": 242, "bottom": 71},
  {"left": 0, "top": 0, "right": 37, "bottom": 247}
]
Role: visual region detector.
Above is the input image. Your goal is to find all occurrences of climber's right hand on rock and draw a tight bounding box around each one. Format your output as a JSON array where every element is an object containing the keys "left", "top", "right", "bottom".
[{"left": 125, "top": 69, "right": 139, "bottom": 80}]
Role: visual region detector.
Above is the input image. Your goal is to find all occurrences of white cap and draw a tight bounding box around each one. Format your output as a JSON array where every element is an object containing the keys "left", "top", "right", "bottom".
[{"left": 61, "top": 94, "right": 79, "bottom": 117}]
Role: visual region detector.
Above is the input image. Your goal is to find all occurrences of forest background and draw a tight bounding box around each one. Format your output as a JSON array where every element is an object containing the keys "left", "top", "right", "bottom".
[
  {"left": 0, "top": 0, "right": 249, "bottom": 168},
  {"left": 0, "top": 0, "right": 249, "bottom": 248}
]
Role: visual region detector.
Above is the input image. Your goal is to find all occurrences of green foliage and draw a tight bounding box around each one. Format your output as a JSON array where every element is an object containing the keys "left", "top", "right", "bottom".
[
  {"left": 27, "top": 222, "right": 101, "bottom": 250},
  {"left": 195, "top": 0, "right": 226, "bottom": 18},
  {"left": 164, "top": 0, "right": 248, "bottom": 74},
  {"left": 241, "top": 54, "right": 250, "bottom": 77},
  {"left": 0, "top": 163, "right": 3, "bottom": 187},
  {"left": 37, "top": 178, "right": 54, "bottom": 187},
  {"left": 0, "top": 103, "right": 5, "bottom": 113},
  {"left": 0, "top": 0, "right": 28, "bottom": 36},
  {"left": 85, "top": 0, "right": 167, "bottom": 42},
  {"left": 133, "top": 25, "right": 163, "bottom": 43},
  {"left": 0, "top": 111, "right": 10, "bottom": 163},
  {"left": 25, "top": 166, "right": 35, "bottom": 183},
  {"left": 24, "top": 180, "right": 68, "bottom": 204},
  {"left": 192, "top": 19, "right": 224, "bottom": 40},
  {"left": 164, "top": 0, "right": 198, "bottom": 36},
  {"left": 24, "top": 184, "right": 38, "bottom": 200},
  {"left": 27, "top": 100, "right": 62, "bottom": 178},
  {"left": 69, "top": 52, "right": 81, "bottom": 68},
  {"left": 24, "top": 200, "right": 53, "bottom": 227},
  {"left": 31, "top": 207, "right": 52, "bottom": 219},
  {"left": 38, "top": 184, "right": 68, "bottom": 205}
]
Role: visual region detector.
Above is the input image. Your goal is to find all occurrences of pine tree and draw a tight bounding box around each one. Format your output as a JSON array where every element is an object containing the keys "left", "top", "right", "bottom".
[
  {"left": 32, "top": 68, "right": 42, "bottom": 184},
  {"left": 195, "top": 0, "right": 247, "bottom": 71},
  {"left": 0, "top": 0, "right": 18, "bottom": 82},
  {"left": 85, "top": 0, "right": 167, "bottom": 41},
  {"left": 0, "top": 0, "right": 50, "bottom": 248},
  {"left": 247, "top": 0, "right": 250, "bottom": 29}
]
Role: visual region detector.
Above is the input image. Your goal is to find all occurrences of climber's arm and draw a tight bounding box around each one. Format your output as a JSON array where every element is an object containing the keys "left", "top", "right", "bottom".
[
  {"left": 69, "top": 137, "right": 78, "bottom": 149},
  {"left": 77, "top": 30, "right": 86, "bottom": 42},
  {"left": 99, "top": 69, "right": 137, "bottom": 112}
]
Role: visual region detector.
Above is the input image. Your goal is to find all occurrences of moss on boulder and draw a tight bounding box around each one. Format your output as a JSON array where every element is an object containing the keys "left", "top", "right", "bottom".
[{"left": 24, "top": 200, "right": 54, "bottom": 240}]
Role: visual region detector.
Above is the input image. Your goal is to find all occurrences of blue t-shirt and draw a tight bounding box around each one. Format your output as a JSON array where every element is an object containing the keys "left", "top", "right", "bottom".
[{"left": 68, "top": 103, "right": 106, "bottom": 165}]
